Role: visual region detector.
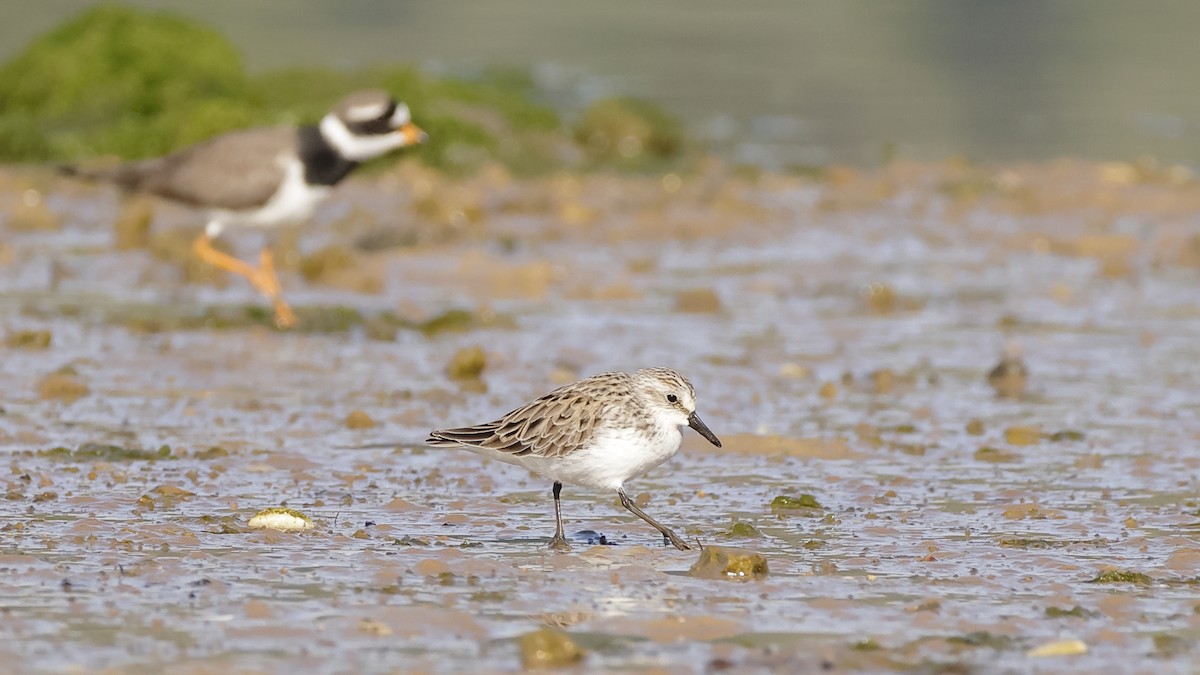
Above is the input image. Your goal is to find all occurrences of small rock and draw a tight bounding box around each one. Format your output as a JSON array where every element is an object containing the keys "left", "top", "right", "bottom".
[
  {"left": 248, "top": 507, "right": 314, "bottom": 531},
  {"left": 37, "top": 372, "right": 89, "bottom": 402},
  {"left": 1004, "top": 425, "right": 1043, "bottom": 446},
  {"left": 519, "top": 627, "right": 584, "bottom": 669},
  {"left": 778, "top": 362, "right": 809, "bottom": 379},
  {"left": 674, "top": 287, "right": 722, "bottom": 313},
  {"left": 870, "top": 369, "right": 895, "bottom": 394},
  {"left": 987, "top": 346, "right": 1028, "bottom": 398},
  {"left": 446, "top": 346, "right": 486, "bottom": 380},
  {"left": 688, "top": 545, "right": 769, "bottom": 581},
  {"left": 1027, "top": 639, "right": 1087, "bottom": 657},
  {"left": 345, "top": 410, "right": 377, "bottom": 429}
]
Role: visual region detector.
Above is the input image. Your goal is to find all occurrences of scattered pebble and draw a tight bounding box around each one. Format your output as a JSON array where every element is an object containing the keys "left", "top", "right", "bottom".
[
  {"left": 688, "top": 545, "right": 769, "bottom": 581},
  {"left": 518, "top": 627, "right": 584, "bottom": 669},
  {"left": 1028, "top": 639, "right": 1087, "bottom": 657},
  {"left": 446, "top": 346, "right": 486, "bottom": 380},
  {"left": 345, "top": 410, "right": 377, "bottom": 429},
  {"left": 248, "top": 507, "right": 314, "bottom": 531},
  {"left": 674, "top": 287, "right": 722, "bottom": 313},
  {"left": 36, "top": 371, "right": 89, "bottom": 402}
]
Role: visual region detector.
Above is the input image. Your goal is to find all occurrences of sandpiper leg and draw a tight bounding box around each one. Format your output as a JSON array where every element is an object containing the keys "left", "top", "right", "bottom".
[
  {"left": 617, "top": 488, "right": 690, "bottom": 551},
  {"left": 191, "top": 235, "right": 297, "bottom": 328},
  {"left": 548, "top": 481, "right": 571, "bottom": 551}
]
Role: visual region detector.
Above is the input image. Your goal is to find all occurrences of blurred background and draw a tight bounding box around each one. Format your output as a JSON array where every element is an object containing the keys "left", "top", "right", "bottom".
[
  {"left": 4, "top": 4, "right": 1200, "bottom": 673},
  {"left": 3, "top": 0, "right": 1199, "bottom": 169}
]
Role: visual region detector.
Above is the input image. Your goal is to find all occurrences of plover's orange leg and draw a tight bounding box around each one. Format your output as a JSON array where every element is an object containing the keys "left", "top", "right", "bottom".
[
  {"left": 191, "top": 235, "right": 297, "bottom": 328},
  {"left": 257, "top": 247, "right": 297, "bottom": 328}
]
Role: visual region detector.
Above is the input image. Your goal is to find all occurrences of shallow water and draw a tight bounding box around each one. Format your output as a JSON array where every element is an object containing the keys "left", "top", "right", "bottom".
[
  {"left": 7, "top": 2, "right": 1200, "bottom": 165},
  {"left": 2, "top": 161, "right": 1199, "bottom": 672}
]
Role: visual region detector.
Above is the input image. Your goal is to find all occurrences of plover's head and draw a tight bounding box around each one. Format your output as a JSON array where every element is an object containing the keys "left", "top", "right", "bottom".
[
  {"left": 633, "top": 368, "right": 722, "bottom": 447},
  {"left": 319, "top": 89, "right": 427, "bottom": 162}
]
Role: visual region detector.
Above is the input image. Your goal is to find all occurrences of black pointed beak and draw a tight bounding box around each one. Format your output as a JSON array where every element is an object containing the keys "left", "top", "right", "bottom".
[{"left": 687, "top": 412, "right": 722, "bottom": 448}]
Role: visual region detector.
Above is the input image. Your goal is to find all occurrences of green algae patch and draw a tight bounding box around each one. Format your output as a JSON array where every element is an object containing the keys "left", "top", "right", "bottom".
[
  {"left": 975, "top": 446, "right": 1020, "bottom": 463},
  {"left": 39, "top": 443, "right": 173, "bottom": 462},
  {"left": 575, "top": 97, "right": 685, "bottom": 168},
  {"left": 199, "top": 514, "right": 247, "bottom": 534},
  {"left": 6, "top": 330, "right": 52, "bottom": 349},
  {"left": 946, "top": 631, "right": 1014, "bottom": 650},
  {"left": 193, "top": 446, "right": 229, "bottom": 460},
  {"left": 0, "top": 5, "right": 252, "bottom": 161},
  {"left": 1045, "top": 605, "right": 1096, "bottom": 619},
  {"left": 770, "top": 494, "right": 825, "bottom": 517},
  {"left": 247, "top": 507, "right": 314, "bottom": 532},
  {"left": 688, "top": 545, "right": 769, "bottom": 581},
  {"left": 1049, "top": 430, "right": 1086, "bottom": 442},
  {"left": 724, "top": 521, "right": 762, "bottom": 538},
  {"left": 416, "top": 308, "right": 478, "bottom": 336},
  {"left": 999, "top": 537, "right": 1108, "bottom": 549},
  {"left": 519, "top": 627, "right": 584, "bottom": 669},
  {"left": 1088, "top": 569, "right": 1153, "bottom": 585}
]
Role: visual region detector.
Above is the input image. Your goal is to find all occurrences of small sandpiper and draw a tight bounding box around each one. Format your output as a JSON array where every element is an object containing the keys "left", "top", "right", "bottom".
[
  {"left": 427, "top": 367, "right": 722, "bottom": 551},
  {"left": 62, "top": 90, "right": 426, "bottom": 327}
]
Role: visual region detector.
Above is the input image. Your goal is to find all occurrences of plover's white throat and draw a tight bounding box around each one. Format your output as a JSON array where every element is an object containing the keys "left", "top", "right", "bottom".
[
  {"left": 427, "top": 367, "right": 722, "bottom": 551},
  {"left": 62, "top": 90, "right": 426, "bottom": 328}
]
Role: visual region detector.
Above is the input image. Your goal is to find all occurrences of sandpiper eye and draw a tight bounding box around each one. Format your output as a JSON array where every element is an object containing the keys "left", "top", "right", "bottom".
[{"left": 666, "top": 394, "right": 678, "bottom": 403}]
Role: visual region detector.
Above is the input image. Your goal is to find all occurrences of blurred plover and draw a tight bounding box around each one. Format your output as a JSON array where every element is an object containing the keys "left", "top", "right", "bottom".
[{"left": 63, "top": 90, "right": 426, "bottom": 327}]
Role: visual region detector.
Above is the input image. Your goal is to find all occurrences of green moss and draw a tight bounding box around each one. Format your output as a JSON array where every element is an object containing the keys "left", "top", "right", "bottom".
[
  {"left": 1088, "top": 569, "right": 1153, "bottom": 585},
  {"left": 1044, "top": 605, "right": 1094, "bottom": 618},
  {"left": 6, "top": 329, "right": 53, "bottom": 349},
  {"left": 575, "top": 97, "right": 685, "bottom": 167},
  {"left": 0, "top": 6, "right": 690, "bottom": 176},
  {"left": 1049, "top": 430, "right": 1086, "bottom": 442},
  {"left": 998, "top": 538, "right": 1059, "bottom": 549},
  {"left": 771, "top": 494, "right": 824, "bottom": 509},
  {"left": 0, "top": 5, "right": 252, "bottom": 160},
  {"left": 946, "top": 631, "right": 1013, "bottom": 649},
  {"left": 39, "top": 442, "right": 173, "bottom": 461},
  {"left": 725, "top": 521, "right": 762, "bottom": 538},
  {"left": 193, "top": 446, "right": 229, "bottom": 460},
  {"left": 417, "top": 308, "right": 479, "bottom": 336},
  {"left": 974, "top": 446, "right": 1019, "bottom": 463}
]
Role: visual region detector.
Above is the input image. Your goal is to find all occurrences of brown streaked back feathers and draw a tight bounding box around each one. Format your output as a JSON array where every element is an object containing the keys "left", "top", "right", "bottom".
[{"left": 426, "top": 371, "right": 633, "bottom": 459}]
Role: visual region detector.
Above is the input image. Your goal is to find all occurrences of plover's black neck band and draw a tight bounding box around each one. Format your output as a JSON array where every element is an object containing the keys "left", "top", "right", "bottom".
[{"left": 297, "top": 125, "right": 359, "bottom": 186}]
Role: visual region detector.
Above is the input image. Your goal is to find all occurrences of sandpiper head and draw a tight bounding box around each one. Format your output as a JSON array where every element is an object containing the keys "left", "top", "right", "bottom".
[
  {"left": 633, "top": 367, "right": 722, "bottom": 447},
  {"left": 320, "top": 89, "right": 427, "bottom": 162}
]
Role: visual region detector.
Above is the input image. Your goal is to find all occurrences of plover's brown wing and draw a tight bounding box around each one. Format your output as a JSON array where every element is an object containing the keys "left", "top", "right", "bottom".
[
  {"left": 427, "top": 373, "right": 628, "bottom": 458},
  {"left": 131, "top": 127, "right": 298, "bottom": 211}
]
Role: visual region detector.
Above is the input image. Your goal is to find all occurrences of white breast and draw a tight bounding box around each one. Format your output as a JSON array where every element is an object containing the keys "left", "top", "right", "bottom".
[
  {"left": 218, "top": 156, "right": 330, "bottom": 230},
  {"left": 534, "top": 422, "right": 682, "bottom": 492}
]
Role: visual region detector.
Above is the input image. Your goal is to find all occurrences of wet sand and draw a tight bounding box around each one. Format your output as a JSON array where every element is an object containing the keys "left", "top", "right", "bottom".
[{"left": 2, "top": 158, "right": 1199, "bottom": 672}]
